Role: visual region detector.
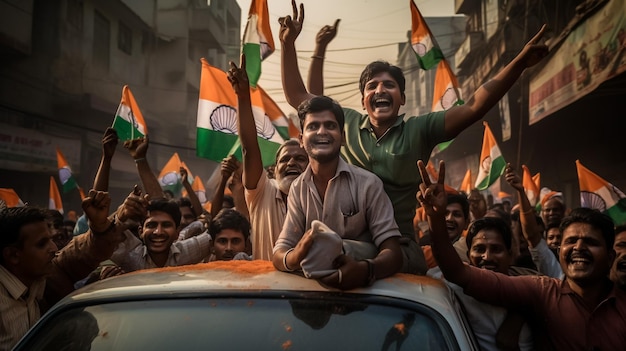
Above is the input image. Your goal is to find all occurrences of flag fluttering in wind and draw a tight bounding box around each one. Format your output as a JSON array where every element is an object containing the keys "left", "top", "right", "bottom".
[
  {"left": 410, "top": 0, "right": 444, "bottom": 70},
  {"left": 432, "top": 59, "right": 464, "bottom": 111},
  {"left": 459, "top": 169, "right": 472, "bottom": 194},
  {"left": 49, "top": 176, "right": 63, "bottom": 214},
  {"left": 158, "top": 153, "right": 184, "bottom": 196},
  {"left": 532, "top": 173, "right": 541, "bottom": 192},
  {"left": 112, "top": 85, "right": 148, "bottom": 141},
  {"left": 197, "top": 59, "right": 291, "bottom": 167},
  {"left": 242, "top": 0, "right": 274, "bottom": 87},
  {"left": 475, "top": 122, "right": 506, "bottom": 191},
  {"left": 0, "top": 188, "right": 24, "bottom": 208},
  {"left": 522, "top": 165, "right": 540, "bottom": 207},
  {"left": 56, "top": 147, "right": 78, "bottom": 193},
  {"left": 576, "top": 160, "right": 626, "bottom": 225}
]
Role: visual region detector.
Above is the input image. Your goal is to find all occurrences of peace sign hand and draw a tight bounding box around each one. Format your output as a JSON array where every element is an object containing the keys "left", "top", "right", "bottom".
[{"left": 416, "top": 160, "right": 447, "bottom": 217}]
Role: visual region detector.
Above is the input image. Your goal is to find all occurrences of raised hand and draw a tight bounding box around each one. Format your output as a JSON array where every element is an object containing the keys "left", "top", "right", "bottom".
[
  {"left": 316, "top": 19, "right": 340, "bottom": 46},
  {"left": 102, "top": 127, "right": 119, "bottom": 159},
  {"left": 227, "top": 55, "right": 250, "bottom": 96},
  {"left": 278, "top": 0, "right": 304, "bottom": 44},
  {"left": 116, "top": 185, "right": 149, "bottom": 224},
  {"left": 504, "top": 163, "right": 523, "bottom": 192},
  {"left": 518, "top": 24, "right": 549, "bottom": 68},
  {"left": 82, "top": 189, "right": 112, "bottom": 233},
  {"left": 416, "top": 160, "right": 447, "bottom": 217},
  {"left": 221, "top": 155, "right": 240, "bottom": 180},
  {"left": 180, "top": 166, "right": 189, "bottom": 185},
  {"left": 124, "top": 135, "right": 149, "bottom": 160}
]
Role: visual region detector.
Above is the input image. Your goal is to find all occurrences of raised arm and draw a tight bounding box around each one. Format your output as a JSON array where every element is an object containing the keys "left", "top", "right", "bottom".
[
  {"left": 279, "top": 0, "right": 315, "bottom": 108},
  {"left": 444, "top": 25, "right": 549, "bottom": 139},
  {"left": 124, "top": 136, "right": 164, "bottom": 199},
  {"left": 228, "top": 165, "right": 250, "bottom": 220},
  {"left": 227, "top": 54, "right": 263, "bottom": 189},
  {"left": 417, "top": 160, "right": 471, "bottom": 286},
  {"left": 504, "top": 164, "right": 542, "bottom": 248},
  {"left": 93, "top": 127, "right": 118, "bottom": 191},
  {"left": 210, "top": 155, "right": 239, "bottom": 219},
  {"left": 307, "top": 19, "right": 340, "bottom": 95},
  {"left": 180, "top": 166, "right": 202, "bottom": 218}
]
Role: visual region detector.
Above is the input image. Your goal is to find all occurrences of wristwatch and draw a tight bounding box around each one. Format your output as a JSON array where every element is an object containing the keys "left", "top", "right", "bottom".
[{"left": 363, "top": 259, "right": 376, "bottom": 286}]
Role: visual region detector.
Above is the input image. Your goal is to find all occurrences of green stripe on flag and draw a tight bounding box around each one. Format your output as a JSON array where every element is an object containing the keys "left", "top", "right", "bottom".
[
  {"left": 476, "top": 156, "right": 506, "bottom": 191},
  {"left": 62, "top": 177, "right": 77, "bottom": 193},
  {"left": 113, "top": 116, "right": 144, "bottom": 141},
  {"left": 416, "top": 47, "right": 444, "bottom": 70},
  {"left": 606, "top": 198, "right": 626, "bottom": 225},
  {"left": 243, "top": 43, "right": 262, "bottom": 88},
  {"left": 196, "top": 128, "right": 280, "bottom": 167}
]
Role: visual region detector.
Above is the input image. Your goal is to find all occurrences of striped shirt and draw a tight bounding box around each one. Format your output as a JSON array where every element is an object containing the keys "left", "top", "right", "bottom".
[{"left": 0, "top": 266, "right": 45, "bottom": 351}]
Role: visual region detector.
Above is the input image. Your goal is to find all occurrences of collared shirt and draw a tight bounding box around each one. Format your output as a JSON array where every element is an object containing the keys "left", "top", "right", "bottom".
[
  {"left": 245, "top": 170, "right": 287, "bottom": 260},
  {"left": 464, "top": 266, "right": 626, "bottom": 349},
  {"left": 275, "top": 158, "right": 400, "bottom": 252},
  {"left": 0, "top": 266, "right": 45, "bottom": 351},
  {"left": 341, "top": 108, "right": 446, "bottom": 237},
  {"left": 529, "top": 238, "right": 564, "bottom": 279},
  {"left": 111, "top": 230, "right": 212, "bottom": 272}
]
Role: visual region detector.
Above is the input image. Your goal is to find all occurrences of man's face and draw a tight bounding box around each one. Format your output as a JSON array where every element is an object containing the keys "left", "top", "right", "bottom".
[
  {"left": 50, "top": 221, "right": 71, "bottom": 249},
  {"left": 141, "top": 210, "right": 178, "bottom": 255},
  {"left": 300, "top": 110, "right": 344, "bottom": 164},
  {"left": 361, "top": 72, "right": 404, "bottom": 124},
  {"left": 546, "top": 227, "right": 562, "bottom": 251},
  {"left": 275, "top": 144, "right": 308, "bottom": 195},
  {"left": 179, "top": 206, "right": 195, "bottom": 230},
  {"left": 559, "top": 222, "right": 614, "bottom": 286},
  {"left": 468, "top": 228, "right": 512, "bottom": 274},
  {"left": 541, "top": 199, "right": 565, "bottom": 226},
  {"left": 213, "top": 229, "right": 246, "bottom": 261},
  {"left": 610, "top": 230, "right": 626, "bottom": 289},
  {"left": 12, "top": 221, "right": 58, "bottom": 284},
  {"left": 445, "top": 202, "right": 468, "bottom": 242}
]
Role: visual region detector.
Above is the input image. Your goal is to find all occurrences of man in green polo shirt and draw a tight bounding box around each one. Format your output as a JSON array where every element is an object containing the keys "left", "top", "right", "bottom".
[{"left": 277, "top": 3, "right": 549, "bottom": 274}]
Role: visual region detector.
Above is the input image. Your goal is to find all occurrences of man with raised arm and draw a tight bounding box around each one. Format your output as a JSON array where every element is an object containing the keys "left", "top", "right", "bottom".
[
  {"left": 278, "top": 1, "right": 549, "bottom": 274},
  {"left": 227, "top": 55, "right": 309, "bottom": 260},
  {"left": 419, "top": 160, "right": 626, "bottom": 350}
]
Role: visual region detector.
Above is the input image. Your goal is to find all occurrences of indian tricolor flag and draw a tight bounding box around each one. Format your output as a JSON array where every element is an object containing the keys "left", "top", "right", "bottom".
[
  {"left": 459, "top": 169, "right": 472, "bottom": 194},
  {"left": 242, "top": 0, "right": 274, "bottom": 87},
  {"left": 49, "top": 176, "right": 63, "bottom": 214},
  {"left": 410, "top": 0, "right": 443, "bottom": 70},
  {"left": 197, "top": 59, "right": 291, "bottom": 167},
  {"left": 158, "top": 153, "right": 184, "bottom": 196},
  {"left": 56, "top": 147, "right": 78, "bottom": 193},
  {"left": 576, "top": 160, "right": 626, "bottom": 225},
  {"left": 0, "top": 188, "right": 24, "bottom": 208},
  {"left": 522, "top": 165, "right": 540, "bottom": 207},
  {"left": 475, "top": 122, "right": 506, "bottom": 191},
  {"left": 112, "top": 85, "right": 148, "bottom": 141},
  {"left": 432, "top": 60, "right": 463, "bottom": 111}
]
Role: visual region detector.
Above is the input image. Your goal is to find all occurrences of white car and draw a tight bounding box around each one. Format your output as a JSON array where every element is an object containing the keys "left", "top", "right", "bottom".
[{"left": 13, "top": 261, "right": 478, "bottom": 350}]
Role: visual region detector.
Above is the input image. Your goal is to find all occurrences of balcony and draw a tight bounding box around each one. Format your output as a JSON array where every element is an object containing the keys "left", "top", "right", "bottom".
[{"left": 455, "top": 0, "right": 479, "bottom": 15}]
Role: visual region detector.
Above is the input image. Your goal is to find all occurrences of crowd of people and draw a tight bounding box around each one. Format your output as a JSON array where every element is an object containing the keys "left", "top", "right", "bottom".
[{"left": 1, "top": 2, "right": 625, "bottom": 350}]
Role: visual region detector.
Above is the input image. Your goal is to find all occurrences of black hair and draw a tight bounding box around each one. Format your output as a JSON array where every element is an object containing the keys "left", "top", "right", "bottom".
[
  {"left": 222, "top": 195, "right": 235, "bottom": 209},
  {"left": 297, "top": 96, "right": 345, "bottom": 133},
  {"left": 0, "top": 207, "right": 48, "bottom": 263},
  {"left": 177, "top": 197, "right": 192, "bottom": 209},
  {"left": 559, "top": 207, "right": 615, "bottom": 249},
  {"left": 466, "top": 217, "right": 513, "bottom": 251},
  {"left": 274, "top": 139, "right": 303, "bottom": 165},
  {"left": 147, "top": 199, "right": 181, "bottom": 228},
  {"left": 358, "top": 61, "right": 406, "bottom": 96},
  {"left": 615, "top": 224, "right": 626, "bottom": 236},
  {"left": 448, "top": 193, "right": 470, "bottom": 220},
  {"left": 209, "top": 208, "right": 250, "bottom": 240}
]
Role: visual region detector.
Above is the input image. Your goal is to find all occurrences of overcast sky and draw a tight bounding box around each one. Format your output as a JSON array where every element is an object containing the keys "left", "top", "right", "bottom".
[{"left": 234, "top": 0, "right": 456, "bottom": 112}]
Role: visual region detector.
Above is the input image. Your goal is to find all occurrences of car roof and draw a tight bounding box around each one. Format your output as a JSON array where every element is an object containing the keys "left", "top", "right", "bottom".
[{"left": 66, "top": 261, "right": 452, "bottom": 309}]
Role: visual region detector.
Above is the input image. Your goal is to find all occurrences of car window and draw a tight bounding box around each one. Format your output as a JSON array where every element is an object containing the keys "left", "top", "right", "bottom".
[{"left": 20, "top": 297, "right": 456, "bottom": 350}]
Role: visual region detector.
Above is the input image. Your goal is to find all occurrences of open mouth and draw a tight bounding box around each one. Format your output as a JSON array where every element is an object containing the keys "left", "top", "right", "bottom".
[
  {"left": 616, "top": 260, "right": 626, "bottom": 271},
  {"left": 372, "top": 97, "right": 392, "bottom": 109},
  {"left": 568, "top": 254, "right": 592, "bottom": 269}
]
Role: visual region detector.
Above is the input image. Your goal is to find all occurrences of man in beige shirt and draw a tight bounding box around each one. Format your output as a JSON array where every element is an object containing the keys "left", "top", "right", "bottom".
[{"left": 0, "top": 190, "right": 124, "bottom": 350}]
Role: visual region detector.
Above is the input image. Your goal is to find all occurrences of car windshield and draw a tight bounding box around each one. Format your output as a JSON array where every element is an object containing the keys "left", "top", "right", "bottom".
[{"left": 21, "top": 296, "right": 456, "bottom": 350}]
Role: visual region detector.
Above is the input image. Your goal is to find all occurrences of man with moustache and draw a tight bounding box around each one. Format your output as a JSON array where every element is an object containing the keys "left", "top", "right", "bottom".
[
  {"left": 227, "top": 56, "right": 309, "bottom": 261},
  {"left": 272, "top": 95, "right": 403, "bottom": 290},
  {"left": 420, "top": 161, "right": 626, "bottom": 350},
  {"left": 278, "top": 1, "right": 550, "bottom": 274}
]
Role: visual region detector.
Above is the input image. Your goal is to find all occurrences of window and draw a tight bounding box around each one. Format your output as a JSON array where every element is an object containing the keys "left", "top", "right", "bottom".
[
  {"left": 118, "top": 22, "right": 132, "bottom": 55},
  {"left": 93, "top": 11, "right": 110, "bottom": 70}
]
